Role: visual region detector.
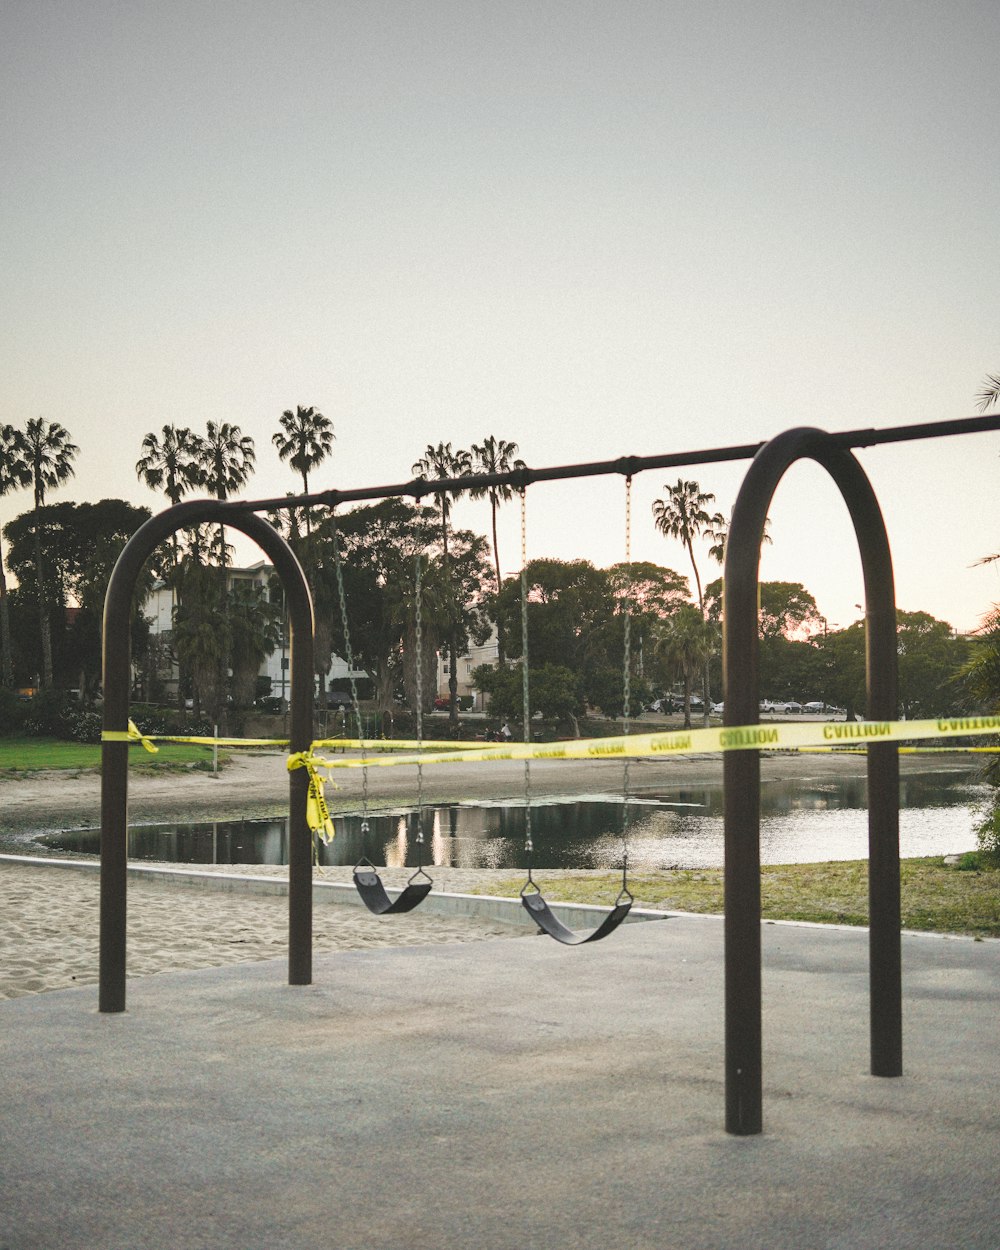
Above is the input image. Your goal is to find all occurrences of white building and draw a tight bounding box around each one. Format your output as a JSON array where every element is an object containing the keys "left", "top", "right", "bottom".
[
  {"left": 437, "top": 630, "right": 500, "bottom": 707},
  {"left": 148, "top": 560, "right": 501, "bottom": 707},
  {"left": 146, "top": 561, "right": 366, "bottom": 704}
]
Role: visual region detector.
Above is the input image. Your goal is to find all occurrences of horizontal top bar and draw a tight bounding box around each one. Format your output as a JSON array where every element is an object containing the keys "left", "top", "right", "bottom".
[{"left": 228, "top": 412, "right": 1000, "bottom": 515}]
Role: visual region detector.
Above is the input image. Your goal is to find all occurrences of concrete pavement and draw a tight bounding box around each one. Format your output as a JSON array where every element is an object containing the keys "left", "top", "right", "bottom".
[{"left": 1, "top": 914, "right": 998, "bottom": 1249}]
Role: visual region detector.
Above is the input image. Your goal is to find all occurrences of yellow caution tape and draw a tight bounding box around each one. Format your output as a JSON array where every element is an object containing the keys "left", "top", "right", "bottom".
[
  {"left": 101, "top": 730, "right": 288, "bottom": 749},
  {"left": 800, "top": 745, "right": 1000, "bottom": 755},
  {"left": 286, "top": 751, "right": 337, "bottom": 843},
  {"left": 103, "top": 714, "right": 1000, "bottom": 776},
  {"left": 309, "top": 714, "right": 1000, "bottom": 770},
  {"left": 311, "top": 737, "right": 503, "bottom": 752},
  {"left": 101, "top": 720, "right": 160, "bottom": 754}
]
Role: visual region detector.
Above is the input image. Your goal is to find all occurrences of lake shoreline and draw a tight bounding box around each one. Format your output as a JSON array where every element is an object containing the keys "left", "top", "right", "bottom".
[{"left": 0, "top": 747, "right": 981, "bottom": 846}]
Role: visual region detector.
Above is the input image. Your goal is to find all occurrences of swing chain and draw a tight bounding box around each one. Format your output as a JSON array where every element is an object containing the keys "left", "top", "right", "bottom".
[
  {"left": 414, "top": 553, "right": 425, "bottom": 848},
  {"left": 519, "top": 488, "right": 534, "bottom": 874},
  {"left": 621, "top": 476, "right": 633, "bottom": 891},
  {"left": 331, "top": 511, "right": 369, "bottom": 834}
]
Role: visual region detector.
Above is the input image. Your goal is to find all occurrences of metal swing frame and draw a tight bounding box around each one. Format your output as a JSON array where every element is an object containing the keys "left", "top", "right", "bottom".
[{"left": 97, "top": 412, "right": 999, "bottom": 1137}]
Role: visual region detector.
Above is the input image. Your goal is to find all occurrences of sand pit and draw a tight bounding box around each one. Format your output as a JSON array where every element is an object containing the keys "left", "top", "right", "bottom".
[{"left": 0, "top": 859, "right": 526, "bottom": 1000}]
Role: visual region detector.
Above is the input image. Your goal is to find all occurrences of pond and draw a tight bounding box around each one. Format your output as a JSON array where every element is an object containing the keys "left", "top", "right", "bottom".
[{"left": 40, "top": 769, "right": 986, "bottom": 870}]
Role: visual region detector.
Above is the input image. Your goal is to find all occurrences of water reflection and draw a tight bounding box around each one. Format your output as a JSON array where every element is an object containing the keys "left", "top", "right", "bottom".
[{"left": 41, "top": 770, "right": 985, "bottom": 869}]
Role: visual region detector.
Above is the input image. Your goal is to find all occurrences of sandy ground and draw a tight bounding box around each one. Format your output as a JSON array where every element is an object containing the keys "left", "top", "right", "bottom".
[
  {"left": 0, "top": 748, "right": 979, "bottom": 1001},
  {"left": 0, "top": 859, "right": 527, "bottom": 1001}
]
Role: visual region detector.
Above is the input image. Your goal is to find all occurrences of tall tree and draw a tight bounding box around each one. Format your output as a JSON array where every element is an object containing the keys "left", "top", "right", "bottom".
[
  {"left": 171, "top": 558, "right": 226, "bottom": 721},
  {"left": 135, "top": 424, "right": 205, "bottom": 507},
  {"left": 493, "top": 558, "right": 635, "bottom": 717},
  {"left": 326, "top": 499, "right": 441, "bottom": 715},
  {"left": 412, "top": 442, "right": 472, "bottom": 728},
  {"left": 5, "top": 499, "right": 156, "bottom": 697},
  {"left": 652, "top": 479, "right": 716, "bottom": 610},
  {"left": 22, "top": 418, "right": 78, "bottom": 688},
  {"left": 467, "top": 435, "right": 525, "bottom": 664},
  {"left": 652, "top": 478, "right": 716, "bottom": 723},
  {"left": 135, "top": 424, "right": 205, "bottom": 563},
  {"left": 659, "top": 604, "right": 716, "bottom": 728},
  {"left": 973, "top": 374, "right": 1000, "bottom": 565},
  {"left": 757, "top": 582, "right": 824, "bottom": 640},
  {"left": 267, "top": 501, "right": 333, "bottom": 709},
  {"left": 227, "top": 580, "right": 282, "bottom": 727},
  {"left": 963, "top": 605, "right": 1000, "bottom": 713},
  {"left": 0, "top": 425, "right": 30, "bottom": 686},
  {"left": 197, "top": 421, "right": 256, "bottom": 729},
  {"left": 606, "top": 560, "right": 689, "bottom": 698},
  {"left": 975, "top": 372, "right": 1000, "bottom": 412},
  {"left": 272, "top": 405, "right": 335, "bottom": 532},
  {"left": 136, "top": 424, "right": 206, "bottom": 707},
  {"left": 704, "top": 512, "right": 772, "bottom": 569},
  {"left": 199, "top": 421, "right": 256, "bottom": 504}
]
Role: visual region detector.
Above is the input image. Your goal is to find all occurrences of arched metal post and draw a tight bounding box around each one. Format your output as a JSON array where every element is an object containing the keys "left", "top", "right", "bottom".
[
  {"left": 99, "top": 501, "right": 314, "bottom": 1013},
  {"left": 722, "top": 428, "right": 900, "bottom": 1135}
]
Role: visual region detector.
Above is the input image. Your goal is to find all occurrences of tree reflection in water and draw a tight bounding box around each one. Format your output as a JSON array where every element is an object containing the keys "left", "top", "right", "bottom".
[{"left": 41, "top": 771, "right": 984, "bottom": 869}]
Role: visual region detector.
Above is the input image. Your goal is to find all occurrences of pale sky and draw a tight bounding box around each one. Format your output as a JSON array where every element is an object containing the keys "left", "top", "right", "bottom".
[{"left": 2, "top": 0, "right": 998, "bottom": 632}]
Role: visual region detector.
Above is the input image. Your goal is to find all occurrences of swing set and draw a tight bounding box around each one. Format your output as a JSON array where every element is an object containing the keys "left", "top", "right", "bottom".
[
  {"left": 323, "top": 476, "right": 639, "bottom": 939},
  {"left": 98, "top": 412, "right": 1000, "bottom": 1135}
]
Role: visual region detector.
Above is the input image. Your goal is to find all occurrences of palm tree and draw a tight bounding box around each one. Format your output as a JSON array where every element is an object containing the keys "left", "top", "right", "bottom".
[
  {"left": 652, "top": 479, "right": 716, "bottom": 723},
  {"left": 171, "top": 557, "right": 227, "bottom": 721},
  {"left": 659, "top": 604, "right": 716, "bottom": 729},
  {"left": 705, "top": 512, "right": 729, "bottom": 567},
  {"left": 199, "top": 421, "right": 256, "bottom": 504},
  {"left": 975, "top": 373, "right": 1000, "bottom": 413},
  {"left": 705, "top": 512, "right": 772, "bottom": 567},
  {"left": 0, "top": 425, "right": 30, "bottom": 686},
  {"left": 272, "top": 406, "right": 335, "bottom": 527},
  {"left": 973, "top": 373, "right": 1000, "bottom": 566},
  {"left": 136, "top": 424, "right": 205, "bottom": 506},
  {"left": 197, "top": 421, "right": 256, "bottom": 730},
  {"left": 23, "top": 418, "right": 78, "bottom": 688},
  {"left": 228, "top": 580, "right": 282, "bottom": 726},
  {"left": 197, "top": 421, "right": 257, "bottom": 576},
  {"left": 468, "top": 435, "right": 525, "bottom": 664},
  {"left": 412, "top": 442, "right": 472, "bottom": 727},
  {"left": 136, "top": 424, "right": 205, "bottom": 573},
  {"left": 652, "top": 479, "right": 716, "bottom": 610}
]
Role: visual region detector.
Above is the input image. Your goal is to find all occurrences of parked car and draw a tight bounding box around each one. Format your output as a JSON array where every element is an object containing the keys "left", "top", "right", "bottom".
[
  {"left": 804, "top": 701, "right": 825, "bottom": 713},
  {"left": 711, "top": 702, "right": 724, "bottom": 714},
  {"left": 784, "top": 701, "right": 802, "bottom": 714},
  {"left": 433, "top": 696, "right": 451, "bottom": 710}
]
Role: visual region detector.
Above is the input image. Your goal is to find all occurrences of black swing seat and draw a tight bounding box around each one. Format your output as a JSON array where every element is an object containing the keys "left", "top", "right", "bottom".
[
  {"left": 353, "top": 861, "right": 433, "bottom": 915},
  {"left": 521, "top": 888, "right": 633, "bottom": 945}
]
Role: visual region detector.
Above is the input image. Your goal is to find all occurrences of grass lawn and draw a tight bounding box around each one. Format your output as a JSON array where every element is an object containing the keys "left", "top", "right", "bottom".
[
  {"left": 0, "top": 737, "right": 225, "bottom": 773},
  {"left": 481, "top": 858, "right": 1000, "bottom": 938}
]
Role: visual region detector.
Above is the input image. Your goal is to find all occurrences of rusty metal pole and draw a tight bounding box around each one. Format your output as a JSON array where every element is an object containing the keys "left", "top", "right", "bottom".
[
  {"left": 723, "top": 429, "right": 900, "bottom": 1133},
  {"left": 99, "top": 502, "right": 313, "bottom": 1012}
]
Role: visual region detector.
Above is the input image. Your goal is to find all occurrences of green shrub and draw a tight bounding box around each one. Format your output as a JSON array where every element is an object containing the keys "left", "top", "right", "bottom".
[
  {"left": 0, "top": 689, "right": 29, "bottom": 735},
  {"left": 22, "top": 690, "right": 73, "bottom": 738},
  {"left": 975, "top": 796, "right": 1000, "bottom": 868}
]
